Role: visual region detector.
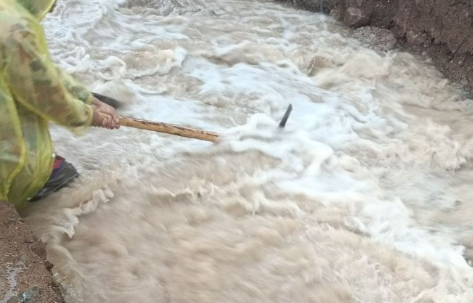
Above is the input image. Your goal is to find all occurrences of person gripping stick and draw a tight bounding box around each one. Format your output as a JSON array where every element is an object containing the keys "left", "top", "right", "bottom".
[{"left": 0, "top": 0, "right": 120, "bottom": 208}]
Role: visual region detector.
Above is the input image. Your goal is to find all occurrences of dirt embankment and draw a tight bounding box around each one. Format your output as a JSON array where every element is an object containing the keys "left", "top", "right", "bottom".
[
  {"left": 283, "top": 0, "right": 473, "bottom": 93},
  {"left": 0, "top": 201, "right": 64, "bottom": 303}
]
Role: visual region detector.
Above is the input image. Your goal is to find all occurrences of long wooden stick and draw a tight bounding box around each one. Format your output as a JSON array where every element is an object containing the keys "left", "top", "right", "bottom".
[
  {"left": 94, "top": 93, "right": 291, "bottom": 143},
  {"left": 119, "top": 116, "right": 220, "bottom": 142}
]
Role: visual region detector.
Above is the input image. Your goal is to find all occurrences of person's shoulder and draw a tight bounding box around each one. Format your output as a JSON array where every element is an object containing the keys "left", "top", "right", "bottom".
[{"left": 0, "top": 3, "right": 37, "bottom": 44}]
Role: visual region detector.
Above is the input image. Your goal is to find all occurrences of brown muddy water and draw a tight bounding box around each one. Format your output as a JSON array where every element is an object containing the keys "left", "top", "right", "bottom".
[{"left": 20, "top": 0, "right": 473, "bottom": 302}]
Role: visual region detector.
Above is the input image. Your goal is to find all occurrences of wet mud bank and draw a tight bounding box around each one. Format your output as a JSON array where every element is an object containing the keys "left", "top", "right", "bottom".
[
  {"left": 283, "top": 0, "right": 473, "bottom": 93},
  {"left": 0, "top": 201, "right": 64, "bottom": 303}
]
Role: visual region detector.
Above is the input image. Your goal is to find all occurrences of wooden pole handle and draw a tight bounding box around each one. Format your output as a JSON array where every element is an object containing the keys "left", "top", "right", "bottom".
[
  {"left": 119, "top": 116, "right": 220, "bottom": 142},
  {"left": 93, "top": 93, "right": 219, "bottom": 142}
]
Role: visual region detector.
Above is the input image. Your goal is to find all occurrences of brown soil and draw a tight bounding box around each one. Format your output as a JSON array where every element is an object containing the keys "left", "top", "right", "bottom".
[
  {"left": 280, "top": 0, "right": 473, "bottom": 94},
  {"left": 0, "top": 201, "right": 64, "bottom": 303}
]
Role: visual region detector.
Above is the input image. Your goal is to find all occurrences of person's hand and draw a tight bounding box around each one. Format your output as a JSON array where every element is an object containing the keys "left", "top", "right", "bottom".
[{"left": 91, "top": 98, "right": 120, "bottom": 129}]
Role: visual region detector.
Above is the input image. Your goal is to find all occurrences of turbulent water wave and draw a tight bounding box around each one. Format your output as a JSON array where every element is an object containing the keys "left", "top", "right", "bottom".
[{"left": 20, "top": 0, "right": 473, "bottom": 302}]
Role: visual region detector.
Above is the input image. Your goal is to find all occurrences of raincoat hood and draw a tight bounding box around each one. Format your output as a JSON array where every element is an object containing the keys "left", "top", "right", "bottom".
[{"left": 17, "top": 0, "right": 56, "bottom": 20}]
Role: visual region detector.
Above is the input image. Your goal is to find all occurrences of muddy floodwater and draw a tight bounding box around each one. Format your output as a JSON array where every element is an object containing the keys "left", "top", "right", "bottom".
[{"left": 20, "top": 0, "right": 473, "bottom": 302}]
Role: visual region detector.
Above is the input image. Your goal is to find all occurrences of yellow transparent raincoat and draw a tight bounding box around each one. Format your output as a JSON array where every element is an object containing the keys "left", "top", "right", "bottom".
[{"left": 0, "top": 0, "right": 94, "bottom": 208}]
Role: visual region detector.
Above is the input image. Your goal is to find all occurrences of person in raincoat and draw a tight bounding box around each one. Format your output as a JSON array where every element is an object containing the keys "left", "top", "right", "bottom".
[{"left": 0, "top": 0, "right": 120, "bottom": 209}]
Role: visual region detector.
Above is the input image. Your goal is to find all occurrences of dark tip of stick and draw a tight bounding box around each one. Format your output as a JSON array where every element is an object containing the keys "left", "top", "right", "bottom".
[
  {"left": 278, "top": 104, "right": 293, "bottom": 128},
  {"left": 92, "top": 92, "right": 123, "bottom": 109}
]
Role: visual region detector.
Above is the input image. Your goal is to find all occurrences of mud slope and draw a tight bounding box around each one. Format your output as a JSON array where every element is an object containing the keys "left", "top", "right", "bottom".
[{"left": 0, "top": 201, "right": 64, "bottom": 303}]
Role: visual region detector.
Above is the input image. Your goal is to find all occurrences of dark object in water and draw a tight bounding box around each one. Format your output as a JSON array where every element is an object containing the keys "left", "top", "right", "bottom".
[{"left": 279, "top": 104, "right": 293, "bottom": 128}]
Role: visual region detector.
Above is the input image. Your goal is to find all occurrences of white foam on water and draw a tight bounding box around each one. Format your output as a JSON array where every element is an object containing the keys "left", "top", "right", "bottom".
[{"left": 20, "top": 0, "right": 473, "bottom": 302}]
